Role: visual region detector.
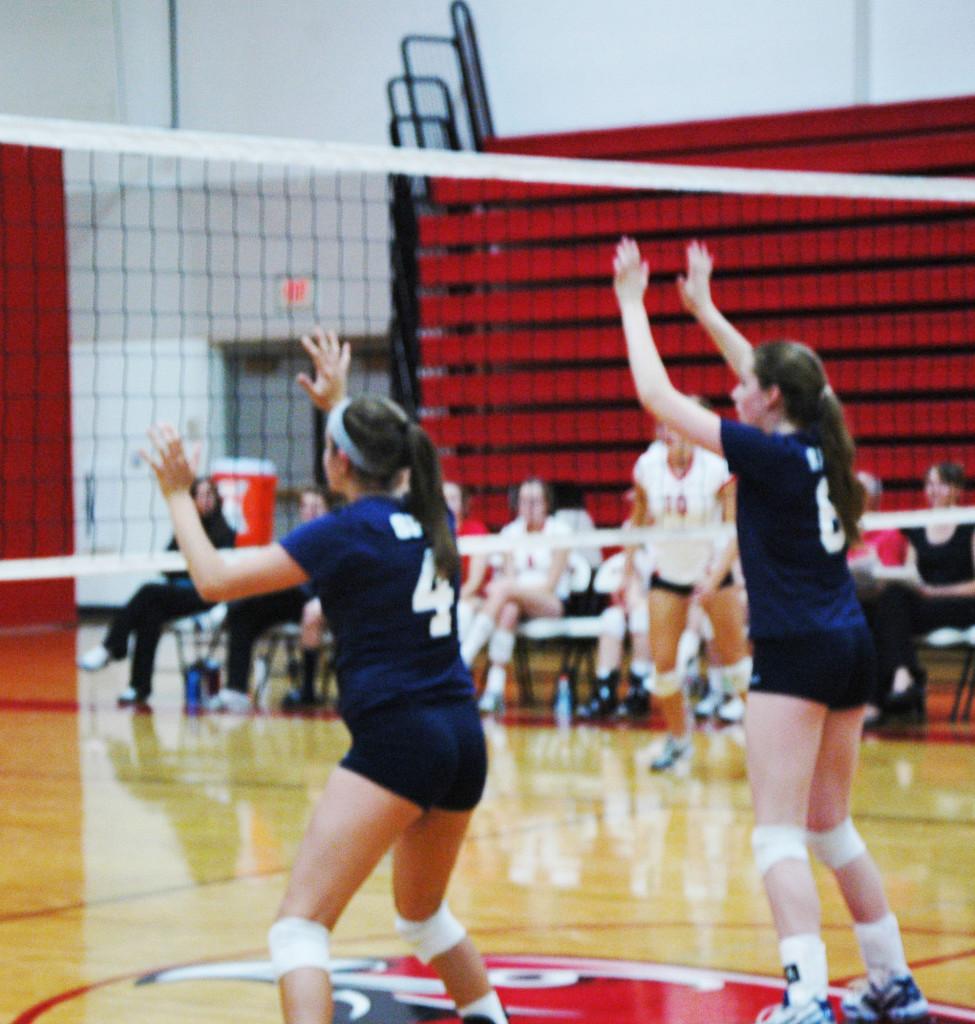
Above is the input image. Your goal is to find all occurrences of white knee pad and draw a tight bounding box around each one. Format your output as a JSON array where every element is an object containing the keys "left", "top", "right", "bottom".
[
  {"left": 724, "top": 655, "right": 753, "bottom": 694},
  {"left": 487, "top": 628, "right": 515, "bottom": 666},
  {"left": 751, "top": 825, "right": 809, "bottom": 877},
  {"left": 653, "top": 669, "right": 680, "bottom": 698},
  {"left": 600, "top": 605, "right": 626, "bottom": 640},
  {"left": 628, "top": 603, "right": 649, "bottom": 636},
  {"left": 807, "top": 817, "right": 866, "bottom": 870},
  {"left": 268, "top": 916, "right": 330, "bottom": 980},
  {"left": 394, "top": 902, "right": 466, "bottom": 964}
]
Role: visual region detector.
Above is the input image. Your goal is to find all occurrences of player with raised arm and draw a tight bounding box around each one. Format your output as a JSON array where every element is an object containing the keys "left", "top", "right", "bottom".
[
  {"left": 142, "top": 328, "right": 506, "bottom": 1024},
  {"left": 614, "top": 238, "right": 928, "bottom": 1024}
]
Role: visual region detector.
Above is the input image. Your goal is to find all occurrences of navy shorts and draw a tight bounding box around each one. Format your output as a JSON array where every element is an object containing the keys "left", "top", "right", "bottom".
[
  {"left": 341, "top": 697, "right": 487, "bottom": 811},
  {"left": 750, "top": 622, "right": 875, "bottom": 710}
]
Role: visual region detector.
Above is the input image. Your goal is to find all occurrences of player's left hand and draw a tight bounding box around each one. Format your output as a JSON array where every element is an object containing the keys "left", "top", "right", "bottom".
[{"left": 143, "top": 423, "right": 199, "bottom": 498}]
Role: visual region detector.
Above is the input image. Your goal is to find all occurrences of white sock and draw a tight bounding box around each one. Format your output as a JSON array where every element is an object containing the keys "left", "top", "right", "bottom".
[
  {"left": 676, "top": 628, "right": 700, "bottom": 679},
  {"left": 630, "top": 659, "right": 651, "bottom": 683},
  {"left": 854, "top": 913, "right": 909, "bottom": 988},
  {"left": 707, "top": 665, "right": 724, "bottom": 695},
  {"left": 461, "top": 611, "right": 495, "bottom": 666},
  {"left": 484, "top": 663, "right": 507, "bottom": 697},
  {"left": 780, "top": 933, "right": 828, "bottom": 1005},
  {"left": 458, "top": 990, "right": 507, "bottom": 1024}
]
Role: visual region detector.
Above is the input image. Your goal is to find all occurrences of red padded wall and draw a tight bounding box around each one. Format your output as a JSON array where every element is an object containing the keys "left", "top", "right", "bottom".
[{"left": 0, "top": 144, "right": 75, "bottom": 626}]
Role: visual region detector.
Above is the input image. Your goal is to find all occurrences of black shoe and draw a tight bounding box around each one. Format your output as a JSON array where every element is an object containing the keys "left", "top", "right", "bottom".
[
  {"left": 281, "top": 689, "right": 324, "bottom": 711},
  {"left": 577, "top": 672, "right": 619, "bottom": 720},
  {"left": 884, "top": 670, "right": 926, "bottom": 719},
  {"left": 619, "top": 684, "right": 650, "bottom": 719},
  {"left": 862, "top": 707, "right": 885, "bottom": 730}
]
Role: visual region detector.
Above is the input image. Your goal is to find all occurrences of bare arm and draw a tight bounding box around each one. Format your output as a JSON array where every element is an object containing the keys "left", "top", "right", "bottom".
[
  {"left": 545, "top": 547, "right": 570, "bottom": 595},
  {"left": 614, "top": 237, "right": 722, "bottom": 455},
  {"left": 677, "top": 240, "right": 754, "bottom": 380},
  {"left": 145, "top": 425, "right": 309, "bottom": 602},
  {"left": 460, "top": 552, "right": 489, "bottom": 600}
]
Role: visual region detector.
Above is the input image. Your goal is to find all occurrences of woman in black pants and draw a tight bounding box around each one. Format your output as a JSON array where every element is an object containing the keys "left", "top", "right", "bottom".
[
  {"left": 212, "top": 486, "right": 330, "bottom": 712},
  {"left": 78, "top": 476, "right": 236, "bottom": 705},
  {"left": 870, "top": 461, "right": 975, "bottom": 721}
]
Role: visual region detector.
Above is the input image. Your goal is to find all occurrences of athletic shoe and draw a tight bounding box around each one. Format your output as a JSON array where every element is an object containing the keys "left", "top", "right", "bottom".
[
  {"left": 206, "top": 689, "right": 252, "bottom": 713},
  {"left": 478, "top": 691, "right": 505, "bottom": 716},
  {"left": 618, "top": 683, "right": 650, "bottom": 719},
  {"left": 78, "top": 645, "right": 111, "bottom": 671},
  {"left": 694, "top": 690, "right": 723, "bottom": 719},
  {"left": 576, "top": 680, "right": 618, "bottom": 721},
  {"left": 840, "top": 974, "right": 929, "bottom": 1022},
  {"left": 717, "top": 693, "right": 746, "bottom": 723},
  {"left": 280, "top": 689, "right": 324, "bottom": 711},
  {"left": 117, "top": 687, "right": 149, "bottom": 707},
  {"left": 650, "top": 734, "right": 693, "bottom": 772},
  {"left": 756, "top": 996, "right": 836, "bottom": 1024}
]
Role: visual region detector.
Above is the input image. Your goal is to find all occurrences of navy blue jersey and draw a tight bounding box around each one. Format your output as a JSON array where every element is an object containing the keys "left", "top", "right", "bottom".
[
  {"left": 720, "top": 418, "right": 864, "bottom": 638},
  {"left": 280, "top": 494, "right": 474, "bottom": 725}
]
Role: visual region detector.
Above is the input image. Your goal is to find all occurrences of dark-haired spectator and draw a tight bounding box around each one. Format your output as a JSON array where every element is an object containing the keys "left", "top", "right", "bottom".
[
  {"left": 869, "top": 461, "right": 975, "bottom": 721},
  {"left": 78, "top": 476, "right": 236, "bottom": 705}
]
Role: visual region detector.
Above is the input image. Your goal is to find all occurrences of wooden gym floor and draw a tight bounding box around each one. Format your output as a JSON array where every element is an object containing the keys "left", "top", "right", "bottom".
[{"left": 1, "top": 621, "right": 973, "bottom": 1024}]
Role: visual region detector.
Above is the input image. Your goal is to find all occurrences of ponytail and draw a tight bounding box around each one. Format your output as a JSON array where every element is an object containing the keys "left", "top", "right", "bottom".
[
  {"left": 334, "top": 395, "right": 459, "bottom": 581},
  {"left": 754, "top": 341, "right": 864, "bottom": 546},
  {"left": 405, "top": 422, "right": 460, "bottom": 581},
  {"left": 817, "top": 389, "right": 864, "bottom": 546}
]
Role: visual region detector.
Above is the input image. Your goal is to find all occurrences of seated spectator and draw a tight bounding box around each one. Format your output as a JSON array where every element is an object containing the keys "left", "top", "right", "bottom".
[
  {"left": 461, "top": 477, "right": 571, "bottom": 714},
  {"left": 870, "top": 461, "right": 975, "bottom": 723},
  {"left": 209, "top": 486, "right": 333, "bottom": 712},
  {"left": 551, "top": 481, "right": 602, "bottom": 569},
  {"left": 442, "top": 480, "right": 490, "bottom": 645},
  {"left": 78, "top": 476, "right": 236, "bottom": 706}
]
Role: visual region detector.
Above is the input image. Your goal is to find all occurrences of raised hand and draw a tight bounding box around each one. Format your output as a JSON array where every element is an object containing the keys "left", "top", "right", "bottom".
[
  {"left": 676, "top": 240, "right": 715, "bottom": 318},
  {"left": 296, "top": 326, "right": 351, "bottom": 412},
  {"left": 143, "top": 423, "right": 200, "bottom": 498},
  {"left": 613, "top": 236, "right": 649, "bottom": 306}
]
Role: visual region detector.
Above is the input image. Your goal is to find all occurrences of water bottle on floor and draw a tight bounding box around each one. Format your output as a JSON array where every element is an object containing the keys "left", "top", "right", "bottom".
[
  {"left": 554, "top": 674, "right": 573, "bottom": 726},
  {"left": 184, "top": 663, "right": 202, "bottom": 714}
]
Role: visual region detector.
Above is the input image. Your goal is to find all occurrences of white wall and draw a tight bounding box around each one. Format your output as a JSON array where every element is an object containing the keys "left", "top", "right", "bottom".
[{"left": 1, "top": 0, "right": 973, "bottom": 144}]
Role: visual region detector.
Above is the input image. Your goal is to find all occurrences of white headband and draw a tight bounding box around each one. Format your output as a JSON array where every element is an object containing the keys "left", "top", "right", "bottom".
[{"left": 326, "top": 398, "right": 376, "bottom": 473}]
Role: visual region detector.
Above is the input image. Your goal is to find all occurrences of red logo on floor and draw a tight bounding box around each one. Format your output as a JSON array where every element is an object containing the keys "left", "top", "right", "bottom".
[{"left": 138, "top": 953, "right": 972, "bottom": 1023}]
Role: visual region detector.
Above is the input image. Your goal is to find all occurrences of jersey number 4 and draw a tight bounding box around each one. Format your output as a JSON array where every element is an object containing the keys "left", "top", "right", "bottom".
[{"left": 413, "top": 549, "right": 455, "bottom": 638}]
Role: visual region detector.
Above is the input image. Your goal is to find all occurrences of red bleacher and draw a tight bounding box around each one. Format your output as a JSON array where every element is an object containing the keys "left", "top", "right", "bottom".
[{"left": 416, "top": 95, "right": 975, "bottom": 527}]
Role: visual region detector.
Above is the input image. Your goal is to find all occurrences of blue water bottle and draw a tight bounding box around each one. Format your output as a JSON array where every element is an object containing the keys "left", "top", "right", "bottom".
[
  {"left": 554, "top": 674, "right": 573, "bottom": 726},
  {"left": 184, "top": 663, "right": 202, "bottom": 713}
]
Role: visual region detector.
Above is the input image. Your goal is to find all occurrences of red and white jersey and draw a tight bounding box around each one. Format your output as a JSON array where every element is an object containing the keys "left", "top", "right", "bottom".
[
  {"left": 633, "top": 441, "right": 732, "bottom": 585},
  {"left": 499, "top": 515, "right": 573, "bottom": 599}
]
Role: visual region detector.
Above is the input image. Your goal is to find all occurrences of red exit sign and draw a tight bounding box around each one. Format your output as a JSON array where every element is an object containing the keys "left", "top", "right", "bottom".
[{"left": 277, "top": 276, "right": 314, "bottom": 309}]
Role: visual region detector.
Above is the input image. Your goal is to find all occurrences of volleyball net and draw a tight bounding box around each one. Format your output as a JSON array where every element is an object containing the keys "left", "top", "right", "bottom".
[{"left": 1, "top": 114, "right": 975, "bottom": 593}]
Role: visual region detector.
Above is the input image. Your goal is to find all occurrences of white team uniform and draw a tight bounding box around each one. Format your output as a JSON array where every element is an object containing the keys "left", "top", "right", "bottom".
[
  {"left": 499, "top": 515, "right": 573, "bottom": 600},
  {"left": 632, "top": 441, "right": 732, "bottom": 587}
]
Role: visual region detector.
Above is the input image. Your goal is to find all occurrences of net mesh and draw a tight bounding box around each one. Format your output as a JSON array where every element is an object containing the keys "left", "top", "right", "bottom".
[{"left": 1, "top": 115, "right": 975, "bottom": 589}]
